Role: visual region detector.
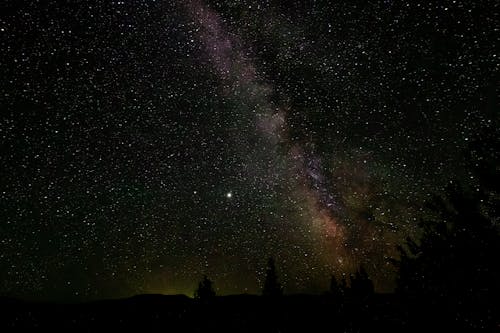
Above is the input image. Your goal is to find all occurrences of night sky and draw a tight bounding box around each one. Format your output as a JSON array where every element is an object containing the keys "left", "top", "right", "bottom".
[{"left": 1, "top": 0, "right": 497, "bottom": 300}]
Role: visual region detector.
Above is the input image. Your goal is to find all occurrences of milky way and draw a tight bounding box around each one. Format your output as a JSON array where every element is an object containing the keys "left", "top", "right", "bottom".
[
  {"left": 185, "top": 0, "right": 351, "bottom": 283},
  {"left": 1, "top": 0, "right": 497, "bottom": 300},
  {"left": 184, "top": 0, "right": 411, "bottom": 290}
]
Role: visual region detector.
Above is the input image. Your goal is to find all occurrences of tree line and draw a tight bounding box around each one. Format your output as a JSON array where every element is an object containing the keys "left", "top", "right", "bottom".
[{"left": 195, "top": 133, "right": 499, "bottom": 328}]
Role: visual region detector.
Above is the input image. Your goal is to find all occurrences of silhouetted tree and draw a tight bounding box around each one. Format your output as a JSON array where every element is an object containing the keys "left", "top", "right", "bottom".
[
  {"left": 466, "top": 126, "right": 500, "bottom": 220},
  {"left": 329, "top": 275, "right": 345, "bottom": 299},
  {"left": 194, "top": 275, "right": 216, "bottom": 300},
  {"left": 394, "top": 179, "right": 500, "bottom": 328},
  {"left": 329, "top": 275, "right": 340, "bottom": 295},
  {"left": 340, "top": 276, "right": 348, "bottom": 291},
  {"left": 391, "top": 131, "right": 500, "bottom": 328},
  {"left": 349, "top": 266, "right": 374, "bottom": 300},
  {"left": 262, "top": 258, "right": 283, "bottom": 296}
]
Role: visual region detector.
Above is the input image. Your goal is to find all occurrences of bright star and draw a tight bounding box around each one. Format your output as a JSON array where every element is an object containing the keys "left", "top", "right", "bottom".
[{"left": 226, "top": 192, "right": 232, "bottom": 198}]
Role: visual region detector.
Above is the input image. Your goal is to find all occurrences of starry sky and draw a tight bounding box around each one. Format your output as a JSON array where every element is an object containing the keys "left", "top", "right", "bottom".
[{"left": 1, "top": 0, "right": 497, "bottom": 300}]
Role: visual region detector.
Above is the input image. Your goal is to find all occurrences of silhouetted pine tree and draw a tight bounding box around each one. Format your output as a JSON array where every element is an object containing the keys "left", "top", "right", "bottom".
[
  {"left": 194, "top": 275, "right": 216, "bottom": 300},
  {"left": 349, "top": 266, "right": 374, "bottom": 301},
  {"left": 340, "top": 276, "right": 348, "bottom": 291},
  {"left": 262, "top": 258, "right": 283, "bottom": 297},
  {"left": 394, "top": 179, "right": 499, "bottom": 328},
  {"left": 329, "top": 275, "right": 344, "bottom": 299}
]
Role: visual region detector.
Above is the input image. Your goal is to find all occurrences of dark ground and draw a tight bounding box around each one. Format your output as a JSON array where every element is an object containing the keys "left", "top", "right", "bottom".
[{"left": 1, "top": 294, "right": 495, "bottom": 332}]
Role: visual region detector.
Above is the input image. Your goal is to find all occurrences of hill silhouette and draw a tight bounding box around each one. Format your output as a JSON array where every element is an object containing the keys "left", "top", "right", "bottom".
[{"left": 1, "top": 293, "right": 410, "bottom": 332}]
